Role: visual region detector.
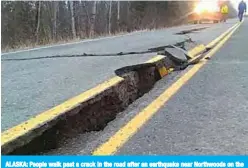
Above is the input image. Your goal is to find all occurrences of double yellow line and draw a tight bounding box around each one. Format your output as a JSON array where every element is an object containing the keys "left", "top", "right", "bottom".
[{"left": 92, "top": 22, "right": 242, "bottom": 155}]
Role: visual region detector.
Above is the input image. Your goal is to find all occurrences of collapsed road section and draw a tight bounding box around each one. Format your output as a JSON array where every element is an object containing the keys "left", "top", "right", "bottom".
[{"left": 1, "top": 22, "right": 239, "bottom": 155}]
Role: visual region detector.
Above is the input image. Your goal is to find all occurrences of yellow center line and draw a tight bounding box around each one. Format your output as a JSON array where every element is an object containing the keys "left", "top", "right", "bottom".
[
  {"left": 92, "top": 22, "right": 241, "bottom": 155},
  {"left": 206, "top": 22, "right": 240, "bottom": 48},
  {"left": 1, "top": 76, "right": 124, "bottom": 146},
  {"left": 2, "top": 55, "right": 168, "bottom": 147}
]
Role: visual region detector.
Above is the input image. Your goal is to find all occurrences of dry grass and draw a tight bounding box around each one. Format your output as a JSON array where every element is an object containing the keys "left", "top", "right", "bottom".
[
  {"left": 2, "top": 38, "right": 81, "bottom": 53},
  {"left": 2, "top": 22, "right": 189, "bottom": 53},
  {"left": 1, "top": 29, "right": 152, "bottom": 53}
]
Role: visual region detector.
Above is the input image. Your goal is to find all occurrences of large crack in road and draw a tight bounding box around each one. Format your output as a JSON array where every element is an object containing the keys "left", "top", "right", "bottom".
[
  {"left": 2, "top": 21, "right": 237, "bottom": 155},
  {"left": 5, "top": 38, "right": 201, "bottom": 155},
  {"left": 1, "top": 39, "right": 195, "bottom": 62}
]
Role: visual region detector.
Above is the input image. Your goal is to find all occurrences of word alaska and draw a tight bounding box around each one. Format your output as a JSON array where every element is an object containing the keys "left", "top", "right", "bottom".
[{"left": 5, "top": 161, "right": 47, "bottom": 168}]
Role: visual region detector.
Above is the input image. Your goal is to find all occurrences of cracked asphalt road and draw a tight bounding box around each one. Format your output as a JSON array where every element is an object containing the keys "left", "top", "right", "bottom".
[
  {"left": 1, "top": 20, "right": 236, "bottom": 131},
  {"left": 41, "top": 19, "right": 247, "bottom": 155},
  {"left": 116, "top": 20, "right": 248, "bottom": 155}
]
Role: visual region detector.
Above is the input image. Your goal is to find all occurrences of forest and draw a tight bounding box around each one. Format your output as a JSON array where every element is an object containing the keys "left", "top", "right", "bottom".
[{"left": 1, "top": 1, "right": 236, "bottom": 51}]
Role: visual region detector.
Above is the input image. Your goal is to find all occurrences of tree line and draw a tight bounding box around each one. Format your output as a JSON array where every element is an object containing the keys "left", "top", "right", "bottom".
[
  {"left": 1, "top": 1, "right": 195, "bottom": 50},
  {"left": 1, "top": 1, "right": 235, "bottom": 50}
]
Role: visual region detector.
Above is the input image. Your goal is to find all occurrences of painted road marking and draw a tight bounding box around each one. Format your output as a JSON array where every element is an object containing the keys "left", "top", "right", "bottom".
[
  {"left": 206, "top": 22, "right": 240, "bottom": 49},
  {"left": 187, "top": 44, "right": 206, "bottom": 59},
  {"left": 145, "top": 55, "right": 171, "bottom": 78},
  {"left": 145, "top": 55, "right": 165, "bottom": 63},
  {"left": 1, "top": 22, "right": 239, "bottom": 150},
  {"left": 92, "top": 22, "right": 241, "bottom": 155},
  {"left": 1, "top": 76, "right": 124, "bottom": 146},
  {"left": 0, "top": 53, "right": 168, "bottom": 147},
  {"left": 158, "top": 66, "right": 169, "bottom": 77}
]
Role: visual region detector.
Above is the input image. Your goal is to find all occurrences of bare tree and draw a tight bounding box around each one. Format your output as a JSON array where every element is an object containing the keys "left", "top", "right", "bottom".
[
  {"left": 108, "top": 1, "right": 112, "bottom": 34},
  {"left": 117, "top": 1, "right": 120, "bottom": 31},
  {"left": 69, "top": 1, "right": 76, "bottom": 39},
  {"left": 4, "top": 1, "right": 218, "bottom": 50},
  {"left": 53, "top": 1, "right": 58, "bottom": 40},
  {"left": 127, "top": 1, "right": 131, "bottom": 32},
  {"left": 89, "top": 1, "right": 97, "bottom": 37},
  {"left": 82, "top": 1, "right": 90, "bottom": 36},
  {"left": 36, "top": 1, "right": 41, "bottom": 43}
]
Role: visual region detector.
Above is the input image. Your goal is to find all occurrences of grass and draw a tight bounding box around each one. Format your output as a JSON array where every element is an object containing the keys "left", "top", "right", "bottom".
[
  {"left": 1, "top": 29, "right": 152, "bottom": 54},
  {"left": 2, "top": 19, "right": 192, "bottom": 54}
]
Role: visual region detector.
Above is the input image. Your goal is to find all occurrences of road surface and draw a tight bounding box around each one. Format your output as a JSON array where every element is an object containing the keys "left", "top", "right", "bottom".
[
  {"left": 2, "top": 20, "right": 236, "bottom": 132},
  {"left": 116, "top": 20, "right": 248, "bottom": 155},
  {"left": 32, "top": 19, "right": 247, "bottom": 155}
]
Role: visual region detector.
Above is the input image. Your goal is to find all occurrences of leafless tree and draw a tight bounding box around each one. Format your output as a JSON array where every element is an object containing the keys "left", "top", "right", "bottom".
[
  {"left": 52, "top": 1, "right": 58, "bottom": 40},
  {"left": 90, "top": 1, "right": 97, "bottom": 37},
  {"left": 108, "top": 1, "right": 112, "bottom": 34},
  {"left": 69, "top": 1, "right": 76, "bottom": 39},
  {"left": 117, "top": 1, "right": 120, "bottom": 31},
  {"left": 3, "top": 1, "right": 236, "bottom": 50},
  {"left": 36, "top": 1, "right": 41, "bottom": 43}
]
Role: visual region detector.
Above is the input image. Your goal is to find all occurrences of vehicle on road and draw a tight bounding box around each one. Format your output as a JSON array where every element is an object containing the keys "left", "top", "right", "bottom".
[{"left": 188, "top": 0, "right": 224, "bottom": 24}]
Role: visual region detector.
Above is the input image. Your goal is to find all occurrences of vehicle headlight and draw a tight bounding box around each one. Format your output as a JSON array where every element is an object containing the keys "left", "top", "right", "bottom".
[
  {"left": 194, "top": 5, "right": 204, "bottom": 14},
  {"left": 194, "top": 1, "right": 219, "bottom": 14}
]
